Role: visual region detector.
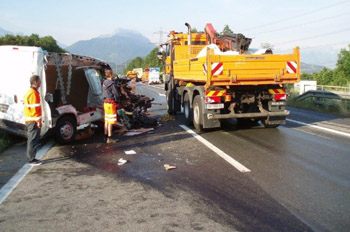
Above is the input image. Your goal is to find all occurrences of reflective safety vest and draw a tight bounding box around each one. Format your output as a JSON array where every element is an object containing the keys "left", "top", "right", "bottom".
[{"left": 23, "top": 87, "right": 42, "bottom": 122}]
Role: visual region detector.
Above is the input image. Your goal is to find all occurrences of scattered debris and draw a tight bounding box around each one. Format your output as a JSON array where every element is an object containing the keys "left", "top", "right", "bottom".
[
  {"left": 118, "top": 158, "right": 128, "bottom": 166},
  {"left": 164, "top": 164, "right": 177, "bottom": 171},
  {"left": 124, "top": 150, "right": 136, "bottom": 155},
  {"left": 75, "top": 126, "right": 95, "bottom": 141},
  {"left": 159, "top": 114, "right": 175, "bottom": 122},
  {"left": 124, "top": 128, "right": 154, "bottom": 136}
]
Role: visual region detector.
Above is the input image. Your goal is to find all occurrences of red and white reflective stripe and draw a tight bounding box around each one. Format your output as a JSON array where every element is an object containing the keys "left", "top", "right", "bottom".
[
  {"left": 203, "top": 63, "right": 208, "bottom": 75},
  {"left": 286, "top": 61, "right": 297, "bottom": 74},
  {"left": 211, "top": 62, "right": 223, "bottom": 76},
  {"left": 203, "top": 62, "right": 224, "bottom": 76}
]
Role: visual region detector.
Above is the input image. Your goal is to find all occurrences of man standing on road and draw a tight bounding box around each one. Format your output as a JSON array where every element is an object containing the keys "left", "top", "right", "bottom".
[
  {"left": 103, "top": 69, "right": 120, "bottom": 143},
  {"left": 23, "top": 75, "right": 42, "bottom": 165}
]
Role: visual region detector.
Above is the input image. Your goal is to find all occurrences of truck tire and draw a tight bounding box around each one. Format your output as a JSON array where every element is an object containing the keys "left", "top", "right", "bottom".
[
  {"left": 166, "top": 77, "right": 175, "bottom": 115},
  {"left": 55, "top": 115, "right": 77, "bottom": 144},
  {"left": 192, "top": 95, "right": 203, "bottom": 132},
  {"left": 183, "top": 93, "right": 193, "bottom": 125},
  {"left": 166, "top": 88, "right": 176, "bottom": 115}
]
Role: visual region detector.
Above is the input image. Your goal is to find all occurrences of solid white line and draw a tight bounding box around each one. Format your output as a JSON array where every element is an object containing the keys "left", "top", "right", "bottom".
[
  {"left": 0, "top": 140, "right": 55, "bottom": 204},
  {"left": 286, "top": 119, "right": 350, "bottom": 138},
  {"left": 159, "top": 93, "right": 166, "bottom": 97},
  {"left": 179, "top": 125, "right": 251, "bottom": 173}
]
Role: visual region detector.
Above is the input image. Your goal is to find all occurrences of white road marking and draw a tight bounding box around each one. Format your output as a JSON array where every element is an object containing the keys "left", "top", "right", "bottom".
[
  {"left": 286, "top": 119, "right": 350, "bottom": 138},
  {"left": 0, "top": 140, "right": 55, "bottom": 204},
  {"left": 179, "top": 125, "right": 251, "bottom": 173},
  {"left": 159, "top": 93, "right": 166, "bottom": 97}
]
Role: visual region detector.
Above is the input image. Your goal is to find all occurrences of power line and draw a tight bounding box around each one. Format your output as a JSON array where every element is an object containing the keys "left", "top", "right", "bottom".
[
  {"left": 250, "top": 13, "right": 350, "bottom": 36},
  {"left": 243, "top": 0, "right": 350, "bottom": 31},
  {"left": 274, "top": 27, "right": 350, "bottom": 46},
  {"left": 153, "top": 27, "right": 167, "bottom": 46}
]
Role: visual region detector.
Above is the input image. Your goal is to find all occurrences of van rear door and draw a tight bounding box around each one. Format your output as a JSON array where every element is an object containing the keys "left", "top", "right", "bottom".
[{"left": 0, "top": 46, "right": 50, "bottom": 137}]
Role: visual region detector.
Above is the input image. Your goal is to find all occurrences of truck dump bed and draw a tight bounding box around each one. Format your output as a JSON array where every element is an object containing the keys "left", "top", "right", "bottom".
[{"left": 173, "top": 47, "right": 300, "bottom": 88}]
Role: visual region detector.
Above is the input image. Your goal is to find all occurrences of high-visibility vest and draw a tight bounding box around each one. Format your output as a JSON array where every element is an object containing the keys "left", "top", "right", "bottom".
[{"left": 23, "top": 87, "right": 42, "bottom": 122}]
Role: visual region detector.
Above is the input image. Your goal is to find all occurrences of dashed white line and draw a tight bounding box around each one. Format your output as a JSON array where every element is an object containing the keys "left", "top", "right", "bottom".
[
  {"left": 286, "top": 119, "right": 350, "bottom": 138},
  {"left": 179, "top": 125, "right": 251, "bottom": 173},
  {"left": 0, "top": 140, "right": 55, "bottom": 204}
]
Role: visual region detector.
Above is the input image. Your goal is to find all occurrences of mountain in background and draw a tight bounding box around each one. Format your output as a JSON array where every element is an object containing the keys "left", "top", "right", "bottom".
[
  {"left": 66, "top": 28, "right": 156, "bottom": 68},
  {"left": 276, "top": 46, "right": 342, "bottom": 70},
  {"left": 300, "top": 62, "right": 325, "bottom": 74},
  {"left": 0, "top": 27, "right": 12, "bottom": 37}
]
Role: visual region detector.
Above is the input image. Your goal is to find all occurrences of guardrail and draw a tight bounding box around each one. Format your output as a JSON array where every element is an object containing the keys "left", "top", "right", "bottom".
[{"left": 295, "top": 90, "right": 350, "bottom": 107}]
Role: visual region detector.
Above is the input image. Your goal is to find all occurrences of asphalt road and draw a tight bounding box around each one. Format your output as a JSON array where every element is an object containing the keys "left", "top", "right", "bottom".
[{"left": 0, "top": 83, "right": 349, "bottom": 232}]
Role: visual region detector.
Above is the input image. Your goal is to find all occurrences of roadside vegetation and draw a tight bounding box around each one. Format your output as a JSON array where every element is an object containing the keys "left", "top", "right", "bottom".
[
  {"left": 0, "top": 34, "right": 66, "bottom": 53},
  {"left": 300, "top": 44, "right": 350, "bottom": 86},
  {"left": 287, "top": 92, "right": 350, "bottom": 117},
  {"left": 287, "top": 44, "right": 350, "bottom": 116},
  {"left": 125, "top": 48, "right": 164, "bottom": 73}
]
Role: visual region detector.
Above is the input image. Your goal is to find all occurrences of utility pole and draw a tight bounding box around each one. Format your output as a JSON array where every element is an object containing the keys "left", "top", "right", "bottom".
[{"left": 153, "top": 27, "right": 167, "bottom": 45}]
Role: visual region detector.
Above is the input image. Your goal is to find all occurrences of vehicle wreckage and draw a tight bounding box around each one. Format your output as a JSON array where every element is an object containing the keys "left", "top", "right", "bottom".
[{"left": 0, "top": 45, "right": 156, "bottom": 144}]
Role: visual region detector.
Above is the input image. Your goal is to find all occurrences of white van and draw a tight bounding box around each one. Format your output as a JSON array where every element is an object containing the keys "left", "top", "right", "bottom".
[
  {"left": 148, "top": 67, "right": 160, "bottom": 85},
  {"left": 0, "top": 45, "right": 108, "bottom": 144}
]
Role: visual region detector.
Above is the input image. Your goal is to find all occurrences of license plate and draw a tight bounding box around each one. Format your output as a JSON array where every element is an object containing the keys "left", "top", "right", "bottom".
[
  {"left": 205, "top": 103, "right": 224, "bottom": 109},
  {"left": 270, "top": 101, "right": 286, "bottom": 106}
]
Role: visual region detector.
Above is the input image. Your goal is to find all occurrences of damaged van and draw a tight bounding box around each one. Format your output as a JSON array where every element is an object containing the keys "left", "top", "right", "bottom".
[{"left": 0, "top": 45, "right": 110, "bottom": 144}]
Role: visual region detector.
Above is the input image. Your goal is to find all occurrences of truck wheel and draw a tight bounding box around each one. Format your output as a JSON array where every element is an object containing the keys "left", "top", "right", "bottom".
[
  {"left": 183, "top": 93, "right": 192, "bottom": 125},
  {"left": 55, "top": 115, "right": 77, "bottom": 144},
  {"left": 192, "top": 95, "right": 203, "bottom": 132},
  {"left": 166, "top": 89, "right": 176, "bottom": 115}
]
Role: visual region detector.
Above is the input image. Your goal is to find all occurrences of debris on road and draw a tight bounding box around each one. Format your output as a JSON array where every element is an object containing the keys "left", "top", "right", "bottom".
[
  {"left": 164, "top": 164, "right": 176, "bottom": 171},
  {"left": 159, "top": 114, "right": 175, "bottom": 122},
  {"left": 124, "top": 128, "right": 154, "bottom": 136},
  {"left": 118, "top": 158, "right": 128, "bottom": 166},
  {"left": 124, "top": 150, "right": 136, "bottom": 155}
]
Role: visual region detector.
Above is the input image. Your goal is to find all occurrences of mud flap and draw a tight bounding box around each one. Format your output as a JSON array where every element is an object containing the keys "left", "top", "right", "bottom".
[{"left": 203, "top": 107, "right": 221, "bottom": 129}]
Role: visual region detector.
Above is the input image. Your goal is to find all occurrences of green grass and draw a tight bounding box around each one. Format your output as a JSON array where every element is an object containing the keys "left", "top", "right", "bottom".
[
  {"left": 0, "top": 131, "right": 12, "bottom": 153},
  {"left": 287, "top": 93, "right": 350, "bottom": 117}
]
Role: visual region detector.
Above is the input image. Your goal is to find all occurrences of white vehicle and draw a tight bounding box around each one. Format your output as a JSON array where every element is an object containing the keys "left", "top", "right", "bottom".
[
  {"left": 132, "top": 68, "right": 143, "bottom": 81},
  {"left": 0, "top": 45, "right": 109, "bottom": 144},
  {"left": 148, "top": 67, "right": 160, "bottom": 84}
]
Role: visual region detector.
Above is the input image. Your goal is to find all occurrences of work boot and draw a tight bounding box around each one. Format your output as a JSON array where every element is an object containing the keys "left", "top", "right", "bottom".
[
  {"left": 29, "top": 158, "right": 42, "bottom": 166},
  {"left": 106, "top": 137, "right": 119, "bottom": 144}
]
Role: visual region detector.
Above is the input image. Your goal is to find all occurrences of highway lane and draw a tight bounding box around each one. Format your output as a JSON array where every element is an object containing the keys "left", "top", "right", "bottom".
[
  {"left": 0, "top": 82, "right": 348, "bottom": 231},
  {"left": 140, "top": 83, "right": 350, "bottom": 231}
]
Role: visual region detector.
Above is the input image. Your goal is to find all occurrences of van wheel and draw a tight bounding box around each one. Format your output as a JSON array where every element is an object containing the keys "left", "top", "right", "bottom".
[
  {"left": 193, "top": 95, "right": 203, "bottom": 132},
  {"left": 56, "top": 116, "right": 77, "bottom": 144},
  {"left": 183, "top": 93, "right": 192, "bottom": 125}
]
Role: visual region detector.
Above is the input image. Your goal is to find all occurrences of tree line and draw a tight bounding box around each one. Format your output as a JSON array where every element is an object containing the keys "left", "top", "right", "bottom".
[
  {"left": 301, "top": 45, "right": 350, "bottom": 86},
  {"left": 124, "top": 48, "right": 163, "bottom": 73},
  {"left": 0, "top": 34, "right": 66, "bottom": 53}
]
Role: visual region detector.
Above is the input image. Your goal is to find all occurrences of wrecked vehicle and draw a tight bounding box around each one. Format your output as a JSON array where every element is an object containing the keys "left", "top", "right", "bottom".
[
  {"left": 114, "top": 78, "right": 156, "bottom": 129},
  {"left": 0, "top": 45, "right": 110, "bottom": 144}
]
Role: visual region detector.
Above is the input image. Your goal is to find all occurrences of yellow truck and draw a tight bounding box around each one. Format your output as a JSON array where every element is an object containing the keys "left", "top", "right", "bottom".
[
  {"left": 126, "top": 70, "right": 138, "bottom": 80},
  {"left": 160, "top": 23, "right": 300, "bottom": 130}
]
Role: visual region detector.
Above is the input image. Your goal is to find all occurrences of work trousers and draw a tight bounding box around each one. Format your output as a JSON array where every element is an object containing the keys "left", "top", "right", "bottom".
[{"left": 26, "top": 122, "right": 41, "bottom": 162}]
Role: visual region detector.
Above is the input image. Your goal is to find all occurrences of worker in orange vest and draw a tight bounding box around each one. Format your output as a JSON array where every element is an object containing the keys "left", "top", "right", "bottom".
[
  {"left": 23, "top": 75, "right": 42, "bottom": 165},
  {"left": 103, "top": 69, "right": 120, "bottom": 143}
]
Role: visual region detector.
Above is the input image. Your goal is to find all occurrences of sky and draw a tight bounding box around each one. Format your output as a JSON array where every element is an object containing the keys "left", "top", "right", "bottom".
[{"left": 0, "top": 0, "right": 349, "bottom": 51}]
